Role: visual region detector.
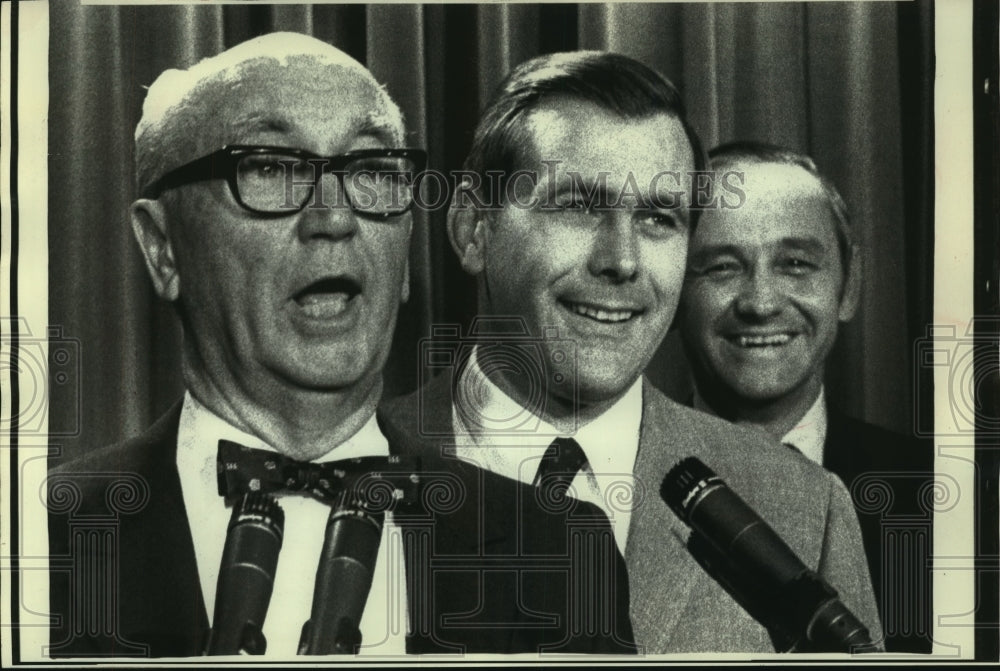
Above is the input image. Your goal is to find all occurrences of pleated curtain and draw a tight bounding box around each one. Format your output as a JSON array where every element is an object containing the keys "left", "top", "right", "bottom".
[{"left": 46, "top": 2, "right": 933, "bottom": 463}]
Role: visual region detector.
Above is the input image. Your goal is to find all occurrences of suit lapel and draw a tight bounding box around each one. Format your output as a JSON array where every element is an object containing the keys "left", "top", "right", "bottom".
[
  {"left": 626, "top": 379, "right": 708, "bottom": 651},
  {"left": 381, "top": 376, "right": 517, "bottom": 652},
  {"left": 48, "top": 402, "right": 209, "bottom": 657},
  {"left": 626, "top": 382, "right": 843, "bottom": 652},
  {"left": 121, "top": 439, "right": 208, "bottom": 654},
  {"left": 110, "top": 404, "right": 209, "bottom": 655}
]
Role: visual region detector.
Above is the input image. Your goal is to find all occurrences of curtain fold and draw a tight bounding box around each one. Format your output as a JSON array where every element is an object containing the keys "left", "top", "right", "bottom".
[
  {"left": 806, "top": 2, "right": 908, "bottom": 426},
  {"left": 367, "top": 4, "right": 433, "bottom": 395},
  {"left": 46, "top": 2, "right": 933, "bottom": 463}
]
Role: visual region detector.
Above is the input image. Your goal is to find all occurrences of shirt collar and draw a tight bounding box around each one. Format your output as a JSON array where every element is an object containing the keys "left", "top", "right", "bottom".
[
  {"left": 691, "top": 385, "right": 828, "bottom": 465},
  {"left": 451, "top": 346, "right": 642, "bottom": 483},
  {"left": 178, "top": 390, "right": 388, "bottom": 469},
  {"left": 780, "top": 388, "right": 827, "bottom": 465},
  {"left": 173, "top": 391, "right": 403, "bottom": 653}
]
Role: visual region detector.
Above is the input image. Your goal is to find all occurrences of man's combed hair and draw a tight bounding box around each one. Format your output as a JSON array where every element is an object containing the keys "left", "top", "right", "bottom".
[
  {"left": 460, "top": 51, "right": 707, "bottom": 211},
  {"left": 708, "top": 141, "right": 856, "bottom": 272}
]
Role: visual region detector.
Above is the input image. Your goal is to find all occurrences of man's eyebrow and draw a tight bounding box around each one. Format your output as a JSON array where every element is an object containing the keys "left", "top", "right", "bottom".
[
  {"left": 779, "top": 236, "right": 827, "bottom": 254},
  {"left": 546, "top": 179, "right": 686, "bottom": 212},
  {"left": 688, "top": 244, "right": 744, "bottom": 262},
  {"left": 356, "top": 114, "right": 399, "bottom": 145},
  {"left": 228, "top": 115, "right": 290, "bottom": 139},
  {"left": 224, "top": 114, "right": 399, "bottom": 147}
]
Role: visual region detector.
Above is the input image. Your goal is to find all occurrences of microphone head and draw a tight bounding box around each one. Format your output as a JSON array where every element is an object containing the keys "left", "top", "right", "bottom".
[
  {"left": 661, "top": 456, "right": 718, "bottom": 521},
  {"left": 209, "top": 492, "right": 285, "bottom": 655},
  {"left": 229, "top": 492, "right": 285, "bottom": 540}
]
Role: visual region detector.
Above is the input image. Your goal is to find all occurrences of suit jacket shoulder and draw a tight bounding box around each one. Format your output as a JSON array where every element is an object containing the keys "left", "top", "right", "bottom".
[
  {"left": 627, "top": 382, "right": 882, "bottom": 652},
  {"left": 380, "top": 368, "right": 452, "bottom": 457},
  {"left": 825, "top": 410, "right": 935, "bottom": 486},
  {"left": 824, "top": 410, "right": 935, "bottom": 653},
  {"left": 48, "top": 401, "right": 208, "bottom": 658}
]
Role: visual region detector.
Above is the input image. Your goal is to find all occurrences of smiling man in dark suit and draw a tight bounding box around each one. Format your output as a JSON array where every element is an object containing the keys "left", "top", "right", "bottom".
[
  {"left": 677, "top": 141, "right": 933, "bottom": 652},
  {"left": 47, "top": 32, "right": 634, "bottom": 658},
  {"left": 381, "top": 52, "right": 882, "bottom": 653}
]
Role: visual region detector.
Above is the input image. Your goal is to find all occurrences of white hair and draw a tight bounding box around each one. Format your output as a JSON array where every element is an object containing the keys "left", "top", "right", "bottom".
[{"left": 134, "top": 31, "right": 405, "bottom": 194}]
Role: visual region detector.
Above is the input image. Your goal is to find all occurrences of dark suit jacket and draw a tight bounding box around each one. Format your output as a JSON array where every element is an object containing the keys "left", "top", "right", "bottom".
[
  {"left": 48, "top": 398, "right": 636, "bottom": 657},
  {"left": 379, "top": 382, "right": 636, "bottom": 655},
  {"left": 382, "top": 374, "right": 882, "bottom": 654},
  {"left": 48, "top": 403, "right": 205, "bottom": 657},
  {"left": 824, "top": 410, "right": 935, "bottom": 653}
]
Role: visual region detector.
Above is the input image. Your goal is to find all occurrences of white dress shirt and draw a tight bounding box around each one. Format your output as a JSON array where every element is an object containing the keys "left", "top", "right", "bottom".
[
  {"left": 778, "top": 389, "right": 827, "bottom": 465},
  {"left": 175, "top": 392, "right": 408, "bottom": 657},
  {"left": 449, "top": 347, "right": 642, "bottom": 556},
  {"left": 693, "top": 386, "right": 828, "bottom": 465}
]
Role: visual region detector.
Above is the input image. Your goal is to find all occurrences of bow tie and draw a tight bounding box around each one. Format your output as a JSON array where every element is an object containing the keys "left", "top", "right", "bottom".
[{"left": 217, "top": 440, "right": 421, "bottom": 507}]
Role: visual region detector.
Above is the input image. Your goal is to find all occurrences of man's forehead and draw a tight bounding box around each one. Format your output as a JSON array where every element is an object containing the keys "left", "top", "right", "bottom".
[
  {"left": 521, "top": 99, "right": 692, "bottom": 182},
  {"left": 695, "top": 167, "right": 839, "bottom": 250},
  {"left": 137, "top": 52, "right": 403, "bottom": 188},
  {"left": 726, "top": 160, "right": 827, "bottom": 204},
  {"left": 209, "top": 61, "right": 398, "bottom": 144},
  {"left": 138, "top": 33, "right": 374, "bottom": 136},
  {"left": 134, "top": 33, "right": 406, "bottom": 188},
  {"left": 525, "top": 98, "right": 687, "bottom": 150},
  {"left": 225, "top": 108, "right": 397, "bottom": 147}
]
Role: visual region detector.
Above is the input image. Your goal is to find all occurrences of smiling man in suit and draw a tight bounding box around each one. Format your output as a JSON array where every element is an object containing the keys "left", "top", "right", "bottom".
[
  {"left": 677, "top": 141, "right": 934, "bottom": 652},
  {"left": 381, "top": 51, "right": 882, "bottom": 653},
  {"left": 47, "top": 32, "right": 635, "bottom": 658}
]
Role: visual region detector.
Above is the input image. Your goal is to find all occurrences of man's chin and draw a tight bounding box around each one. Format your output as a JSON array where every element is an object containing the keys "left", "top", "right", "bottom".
[
  {"left": 723, "top": 377, "right": 804, "bottom": 405},
  {"left": 575, "top": 372, "right": 641, "bottom": 407},
  {"left": 270, "top": 352, "right": 380, "bottom": 396}
]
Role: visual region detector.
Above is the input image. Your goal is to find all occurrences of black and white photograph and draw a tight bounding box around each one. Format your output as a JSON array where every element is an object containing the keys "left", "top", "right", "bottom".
[{"left": 1, "top": 0, "right": 997, "bottom": 664}]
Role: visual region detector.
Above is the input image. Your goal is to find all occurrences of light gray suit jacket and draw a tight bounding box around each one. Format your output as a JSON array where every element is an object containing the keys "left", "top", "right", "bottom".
[
  {"left": 383, "top": 373, "right": 882, "bottom": 654},
  {"left": 627, "top": 378, "right": 882, "bottom": 652}
]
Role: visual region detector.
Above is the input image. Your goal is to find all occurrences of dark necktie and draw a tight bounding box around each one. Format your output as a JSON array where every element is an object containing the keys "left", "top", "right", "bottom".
[
  {"left": 533, "top": 436, "right": 589, "bottom": 495},
  {"left": 216, "top": 439, "right": 421, "bottom": 506}
]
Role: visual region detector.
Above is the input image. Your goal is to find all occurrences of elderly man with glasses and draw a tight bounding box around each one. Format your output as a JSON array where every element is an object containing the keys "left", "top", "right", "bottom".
[{"left": 48, "top": 32, "right": 636, "bottom": 659}]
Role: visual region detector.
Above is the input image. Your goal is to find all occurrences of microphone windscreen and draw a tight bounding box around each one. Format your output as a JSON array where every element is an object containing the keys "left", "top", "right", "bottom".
[
  {"left": 206, "top": 492, "right": 284, "bottom": 655},
  {"left": 661, "top": 456, "right": 716, "bottom": 519},
  {"left": 301, "top": 497, "right": 384, "bottom": 654}
]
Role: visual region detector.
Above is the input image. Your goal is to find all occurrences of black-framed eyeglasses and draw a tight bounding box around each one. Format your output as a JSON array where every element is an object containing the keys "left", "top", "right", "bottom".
[{"left": 142, "top": 145, "right": 427, "bottom": 218}]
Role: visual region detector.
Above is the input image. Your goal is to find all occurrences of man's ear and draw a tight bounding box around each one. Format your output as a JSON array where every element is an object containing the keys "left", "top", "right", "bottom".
[
  {"left": 400, "top": 252, "right": 411, "bottom": 304},
  {"left": 398, "top": 217, "right": 414, "bottom": 304},
  {"left": 447, "top": 205, "right": 488, "bottom": 275},
  {"left": 838, "top": 243, "right": 862, "bottom": 322},
  {"left": 130, "top": 198, "right": 180, "bottom": 301}
]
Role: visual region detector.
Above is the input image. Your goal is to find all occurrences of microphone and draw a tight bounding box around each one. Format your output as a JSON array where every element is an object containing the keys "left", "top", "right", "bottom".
[
  {"left": 298, "top": 491, "right": 384, "bottom": 655},
  {"left": 661, "top": 457, "right": 876, "bottom": 653},
  {"left": 206, "top": 492, "right": 284, "bottom": 655}
]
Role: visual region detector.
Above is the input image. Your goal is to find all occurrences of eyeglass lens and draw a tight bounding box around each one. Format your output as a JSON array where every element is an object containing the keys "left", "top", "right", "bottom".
[{"left": 235, "top": 153, "right": 417, "bottom": 215}]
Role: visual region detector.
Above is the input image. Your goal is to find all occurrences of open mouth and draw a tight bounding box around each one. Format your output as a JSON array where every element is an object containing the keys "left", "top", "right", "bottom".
[
  {"left": 560, "top": 299, "right": 642, "bottom": 324},
  {"left": 293, "top": 276, "right": 362, "bottom": 318},
  {"left": 727, "top": 333, "right": 794, "bottom": 348}
]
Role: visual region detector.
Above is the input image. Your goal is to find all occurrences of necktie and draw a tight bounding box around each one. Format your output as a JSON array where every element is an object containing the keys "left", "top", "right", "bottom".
[
  {"left": 533, "top": 436, "right": 588, "bottom": 496},
  {"left": 216, "top": 440, "right": 421, "bottom": 506}
]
